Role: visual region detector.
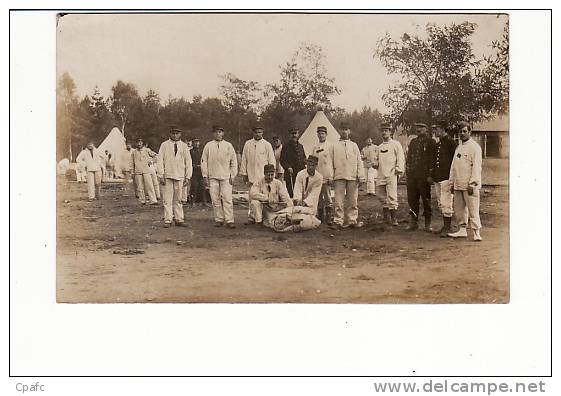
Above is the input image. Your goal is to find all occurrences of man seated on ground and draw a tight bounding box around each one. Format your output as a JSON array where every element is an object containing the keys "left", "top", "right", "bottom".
[
  {"left": 247, "top": 164, "right": 292, "bottom": 227},
  {"left": 292, "top": 155, "right": 323, "bottom": 215}
]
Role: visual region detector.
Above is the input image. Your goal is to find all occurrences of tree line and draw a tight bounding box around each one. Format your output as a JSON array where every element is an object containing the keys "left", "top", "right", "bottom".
[{"left": 57, "top": 21, "right": 508, "bottom": 161}]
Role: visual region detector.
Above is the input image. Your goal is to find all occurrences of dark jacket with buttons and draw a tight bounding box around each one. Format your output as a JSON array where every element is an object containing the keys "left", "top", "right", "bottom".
[
  {"left": 406, "top": 134, "right": 436, "bottom": 179},
  {"left": 431, "top": 135, "right": 457, "bottom": 182}
]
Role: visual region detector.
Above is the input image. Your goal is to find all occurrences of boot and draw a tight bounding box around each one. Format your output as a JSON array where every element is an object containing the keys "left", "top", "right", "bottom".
[
  {"left": 438, "top": 216, "right": 452, "bottom": 237},
  {"left": 406, "top": 212, "right": 418, "bottom": 231},
  {"left": 382, "top": 208, "right": 390, "bottom": 225},
  {"left": 473, "top": 229, "right": 483, "bottom": 241},
  {"left": 390, "top": 209, "right": 399, "bottom": 226},
  {"left": 448, "top": 226, "right": 468, "bottom": 238},
  {"left": 424, "top": 215, "right": 432, "bottom": 232},
  {"left": 325, "top": 206, "right": 333, "bottom": 225}
]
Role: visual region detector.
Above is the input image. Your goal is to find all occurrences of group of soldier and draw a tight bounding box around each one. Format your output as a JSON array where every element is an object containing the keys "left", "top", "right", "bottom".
[{"left": 75, "top": 118, "right": 483, "bottom": 241}]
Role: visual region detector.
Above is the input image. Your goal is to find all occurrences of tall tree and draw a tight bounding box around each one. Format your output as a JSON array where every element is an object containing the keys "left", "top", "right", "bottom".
[
  {"left": 219, "top": 73, "right": 261, "bottom": 150},
  {"left": 56, "top": 72, "right": 79, "bottom": 160},
  {"left": 376, "top": 22, "right": 502, "bottom": 129},
  {"left": 90, "top": 86, "right": 115, "bottom": 144},
  {"left": 109, "top": 80, "right": 142, "bottom": 137}
]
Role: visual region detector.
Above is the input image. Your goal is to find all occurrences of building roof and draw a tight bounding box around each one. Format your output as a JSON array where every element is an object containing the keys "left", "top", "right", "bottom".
[{"left": 473, "top": 114, "right": 509, "bottom": 132}]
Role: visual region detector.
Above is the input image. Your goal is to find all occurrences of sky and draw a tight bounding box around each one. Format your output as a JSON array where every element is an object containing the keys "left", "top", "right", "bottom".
[{"left": 57, "top": 13, "right": 508, "bottom": 112}]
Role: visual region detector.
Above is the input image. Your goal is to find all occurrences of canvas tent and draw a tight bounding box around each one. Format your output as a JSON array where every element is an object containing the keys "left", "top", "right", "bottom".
[
  {"left": 299, "top": 110, "right": 341, "bottom": 156},
  {"left": 97, "top": 127, "right": 127, "bottom": 176}
]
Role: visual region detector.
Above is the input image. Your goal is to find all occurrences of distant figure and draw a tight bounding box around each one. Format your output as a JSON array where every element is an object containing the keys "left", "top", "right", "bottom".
[
  {"left": 57, "top": 158, "right": 70, "bottom": 176},
  {"left": 145, "top": 143, "right": 161, "bottom": 201},
  {"left": 448, "top": 121, "right": 483, "bottom": 241},
  {"left": 131, "top": 138, "right": 158, "bottom": 205},
  {"left": 75, "top": 160, "right": 87, "bottom": 183},
  {"left": 280, "top": 125, "right": 306, "bottom": 197},
  {"left": 239, "top": 124, "right": 276, "bottom": 186},
  {"left": 119, "top": 142, "right": 134, "bottom": 195},
  {"left": 247, "top": 164, "right": 292, "bottom": 226},
  {"left": 201, "top": 125, "right": 238, "bottom": 228},
  {"left": 361, "top": 137, "right": 378, "bottom": 195},
  {"left": 157, "top": 126, "right": 192, "bottom": 228},
  {"left": 190, "top": 137, "right": 209, "bottom": 206},
  {"left": 271, "top": 136, "right": 285, "bottom": 181},
  {"left": 76, "top": 142, "right": 105, "bottom": 201},
  {"left": 105, "top": 153, "right": 115, "bottom": 179},
  {"left": 311, "top": 126, "right": 334, "bottom": 223}
]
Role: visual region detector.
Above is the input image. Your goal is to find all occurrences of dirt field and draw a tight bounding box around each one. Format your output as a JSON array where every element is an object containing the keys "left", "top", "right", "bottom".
[{"left": 57, "top": 174, "right": 509, "bottom": 304}]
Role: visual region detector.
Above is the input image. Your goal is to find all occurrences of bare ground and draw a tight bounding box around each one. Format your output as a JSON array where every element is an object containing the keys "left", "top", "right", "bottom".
[{"left": 56, "top": 177, "right": 509, "bottom": 304}]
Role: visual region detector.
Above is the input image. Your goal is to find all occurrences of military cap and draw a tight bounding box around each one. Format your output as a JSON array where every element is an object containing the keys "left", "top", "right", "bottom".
[
  {"left": 340, "top": 122, "right": 351, "bottom": 130},
  {"left": 288, "top": 125, "right": 299, "bottom": 132},
  {"left": 457, "top": 121, "right": 471, "bottom": 130},
  {"left": 212, "top": 125, "right": 224, "bottom": 132},
  {"left": 414, "top": 122, "right": 428, "bottom": 128},
  {"left": 380, "top": 122, "right": 392, "bottom": 130},
  {"left": 263, "top": 164, "right": 275, "bottom": 173},
  {"left": 307, "top": 155, "right": 319, "bottom": 164},
  {"left": 193, "top": 137, "right": 201, "bottom": 141},
  {"left": 169, "top": 125, "right": 182, "bottom": 133},
  {"left": 430, "top": 121, "right": 446, "bottom": 129},
  {"left": 316, "top": 126, "right": 327, "bottom": 133},
  {"left": 252, "top": 125, "right": 264, "bottom": 131}
]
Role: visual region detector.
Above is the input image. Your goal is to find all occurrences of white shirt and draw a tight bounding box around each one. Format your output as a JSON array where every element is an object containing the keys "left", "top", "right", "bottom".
[
  {"left": 273, "top": 144, "right": 284, "bottom": 174},
  {"left": 249, "top": 178, "right": 292, "bottom": 205},
  {"left": 201, "top": 139, "right": 238, "bottom": 180},
  {"left": 330, "top": 139, "right": 365, "bottom": 181},
  {"left": 76, "top": 148, "right": 105, "bottom": 172},
  {"left": 311, "top": 141, "right": 334, "bottom": 182},
  {"left": 240, "top": 138, "right": 276, "bottom": 184},
  {"left": 449, "top": 138, "right": 482, "bottom": 190},
  {"left": 156, "top": 139, "right": 193, "bottom": 181},
  {"left": 361, "top": 144, "right": 378, "bottom": 168},
  {"left": 375, "top": 139, "right": 405, "bottom": 184},
  {"left": 293, "top": 169, "right": 323, "bottom": 213}
]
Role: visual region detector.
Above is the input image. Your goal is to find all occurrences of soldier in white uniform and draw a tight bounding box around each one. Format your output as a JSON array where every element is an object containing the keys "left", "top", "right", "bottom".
[
  {"left": 157, "top": 127, "right": 192, "bottom": 228},
  {"left": 329, "top": 123, "right": 365, "bottom": 229},
  {"left": 247, "top": 164, "right": 292, "bottom": 226},
  {"left": 448, "top": 121, "right": 483, "bottom": 241},
  {"left": 118, "top": 142, "right": 134, "bottom": 195},
  {"left": 361, "top": 137, "right": 378, "bottom": 195},
  {"left": 271, "top": 136, "right": 285, "bottom": 182},
  {"left": 76, "top": 142, "right": 106, "bottom": 201},
  {"left": 374, "top": 122, "right": 405, "bottom": 226},
  {"left": 292, "top": 155, "right": 323, "bottom": 215},
  {"left": 131, "top": 138, "right": 158, "bottom": 205},
  {"left": 311, "top": 126, "right": 334, "bottom": 222},
  {"left": 239, "top": 125, "right": 276, "bottom": 186},
  {"left": 201, "top": 125, "right": 238, "bottom": 228}
]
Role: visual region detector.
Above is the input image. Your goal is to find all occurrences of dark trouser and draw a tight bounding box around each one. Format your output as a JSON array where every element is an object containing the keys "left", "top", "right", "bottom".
[
  {"left": 190, "top": 169, "right": 207, "bottom": 203},
  {"left": 407, "top": 176, "right": 432, "bottom": 218},
  {"left": 284, "top": 171, "right": 298, "bottom": 198}
]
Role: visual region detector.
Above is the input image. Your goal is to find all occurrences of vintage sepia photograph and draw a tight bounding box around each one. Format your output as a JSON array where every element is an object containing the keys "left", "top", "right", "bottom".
[{"left": 55, "top": 12, "right": 510, "bottom": 304}]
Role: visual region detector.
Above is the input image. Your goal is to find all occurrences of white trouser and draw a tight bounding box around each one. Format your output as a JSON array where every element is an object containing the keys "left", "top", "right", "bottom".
[
  {"left": 249, "top": 200, "right": 276, "bottom": 225},
  {"left": 134, "top": 173, "right": 157, "bottom": 204},
  {"left": 209, "top": 178, "right": 234, "bottom": 224},
  {"left": 435, "top": 180, "right": 454, "bottom": 217},
  {"left": 453, "top": 189, "right": 481, "bottom": 230},
  {"left": 162, "top": 178, "right": 185, "bottom": 223},
  {"left": 366, "top": 167, "right": 377, "bottom": 194},
  {"left": 86, "top": 170, "right": 102, "bottom": 199},
  {"left": 333, "top": 179, "right": 359, "bottom": 225},
  {"left": 375, "top": 176, "right": 399, "bottom": 210},
  {"left": 150, "top": 172, "right": 161, "bottom": 199}
]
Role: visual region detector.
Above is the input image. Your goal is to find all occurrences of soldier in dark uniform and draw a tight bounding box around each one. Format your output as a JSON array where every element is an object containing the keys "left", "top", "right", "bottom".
[
  {"left": 431, "top": 122, "right": 458, "bottom": 236},
  {"left": 189, "top": 138, "right": 210, "bottom": 207},
  {"left": 406, "top": 122, "right": 436, "bottom": 231},
  {"left": 280, "top": 125, "right": 306, "bottom": 198}
]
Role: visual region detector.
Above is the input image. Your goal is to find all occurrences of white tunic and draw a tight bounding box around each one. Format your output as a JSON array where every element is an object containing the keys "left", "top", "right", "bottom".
[
  {"left": 311, "top": 141, "right": 334, "bottom": 182},
  {"left": 201, "top": 139, "right": 238, "bottom": 180},
  {"left": 361, "top": 144, "right": 379, "bottom": 169},
  {"left": 293, "top": 169, "right": 323, "bottom": 213},
  {"left": 449, "top": 138, "right": 482, "bottom": 190},
  {"left": 76, "top": 148, "right": 105, "bottom": 172},
  {"left": 156, "top": 139, "right": 193, "bottom": 181},
  {"left": 239, "top": 138, "right": 276, "bottom": 184},
  {"left": 375, "top": 139, "right": 405, "bottom": 184},
  {"left": 330, "top": 139, "right": 365, "bottom": 181},
  {"left": 249, "top": 178, "right": 292, "bottom": 205}
]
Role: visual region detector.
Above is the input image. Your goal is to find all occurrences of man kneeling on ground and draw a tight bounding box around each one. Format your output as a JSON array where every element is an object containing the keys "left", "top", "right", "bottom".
[{"left": 247, "top": 164, "right": 292, "bottom": 226}]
